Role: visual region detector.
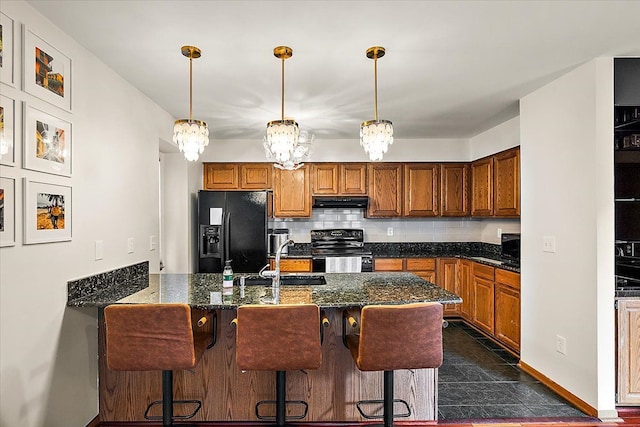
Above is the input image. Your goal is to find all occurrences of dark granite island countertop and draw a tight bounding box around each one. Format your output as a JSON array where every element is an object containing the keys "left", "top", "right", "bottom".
[{"left": 67, "top": 272, "right": 461, "bottom": 309}]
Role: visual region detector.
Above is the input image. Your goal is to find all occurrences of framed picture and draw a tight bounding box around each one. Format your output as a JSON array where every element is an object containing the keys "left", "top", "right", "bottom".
[
  {"left": 1, "top": 12, "right": 15, "bottom": 86},
  {"left": 23, "top": 102, "right": 72, "bottom": 176},
  {"left": 23, "top": 26, "right": 72, "bottom": 112},
  {"left": 23, "top": 178, "right": 72, "bottom": 244},
  {"left": 0, "top": 94, "right": 16, "bottom": 166},
  {"left": 0, "top": 176, "right": 16, "bottom": 247}
]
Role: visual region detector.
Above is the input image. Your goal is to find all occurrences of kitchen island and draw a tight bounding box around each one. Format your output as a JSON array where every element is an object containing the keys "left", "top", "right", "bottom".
[{"left": 69, "top": 271, "right": 460, "bottom": 422}]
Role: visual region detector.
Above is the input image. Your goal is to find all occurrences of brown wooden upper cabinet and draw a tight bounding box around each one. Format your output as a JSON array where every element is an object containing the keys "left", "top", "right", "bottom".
[
  {"left": 273, "top": 165, "right": 311, "bottom": 217},
  {"left": 311, "top": 163, "right": 367, "bottom": 195},
  {"left": 440, "top": 163, "right": 469, "bottom": 217},
  {"left": 203, "top": 163, "right": 272, "bottom": 190},
  {"left": 471, "top": 157, "right": 494, "bottom": 216},
  {"left": 471, "top": 146, "right": 520, "bottom": 217},
  {"left": 493, "top": 147, "right": 521, "bottom": 217},
  {"left": 404, "top": 164, "right": 439, "bottom": 217},
  {"left": 367, "top": 163, "right": 403, "bottom": 217}
]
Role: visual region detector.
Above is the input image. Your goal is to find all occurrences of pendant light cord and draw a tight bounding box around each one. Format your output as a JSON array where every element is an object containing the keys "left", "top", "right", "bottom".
[
  {"left": 373, "top": 56, "right": 378, "bottom": 121},
  {"left": 189, "top": 50, "right": 193, "bottom": 121},
  {"left": 281, "top": 56, "right": 285, "bottom": 121}
]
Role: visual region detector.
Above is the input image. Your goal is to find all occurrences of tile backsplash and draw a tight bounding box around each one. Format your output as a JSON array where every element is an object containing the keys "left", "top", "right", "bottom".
[{"left": 270, "top": 209, "right": 520, "bottom": 244}]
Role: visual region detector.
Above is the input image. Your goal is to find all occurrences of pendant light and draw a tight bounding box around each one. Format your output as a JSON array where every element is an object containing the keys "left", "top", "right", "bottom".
[
  {"left": 360, "top": 46, "right": 393, "bottom": 161},
  {"left": 173, "top": 45, "right": 209, "bottom": 161},
  {"left": 263, "top": 46, "right": 313, "bottom": 170}
]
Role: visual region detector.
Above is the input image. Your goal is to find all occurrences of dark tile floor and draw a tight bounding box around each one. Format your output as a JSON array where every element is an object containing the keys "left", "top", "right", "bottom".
[{"left": 438, "top": 322, "right": 591, "bottom": 420}]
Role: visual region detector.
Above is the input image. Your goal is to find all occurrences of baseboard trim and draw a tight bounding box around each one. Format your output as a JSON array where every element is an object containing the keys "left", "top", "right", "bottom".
[
  {"left": 518, "top": 360, "right": 598, "bottom": 418},
  {"left": 85, "top": 414, "right": 100, "bottom": 427}
]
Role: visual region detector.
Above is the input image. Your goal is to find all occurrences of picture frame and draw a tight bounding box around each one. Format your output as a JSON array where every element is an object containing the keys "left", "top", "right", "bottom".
[
  {"left": 23, "top": 178, "right": 72, "bottom": 244},
  {"left": 23, "top": 102, "right": 72, "bottom": 176},
  {"left": 1, "top": 12, "right": 16, "bottom": 87},
  {"left": 22, "top": 26, "right": 72, "bottom": 112},
  {"left": 0, "top": 94, "right": 16, "bottom": 166},
  {"left": 0, "top": 176, "right": 16, "bottom": 247}
]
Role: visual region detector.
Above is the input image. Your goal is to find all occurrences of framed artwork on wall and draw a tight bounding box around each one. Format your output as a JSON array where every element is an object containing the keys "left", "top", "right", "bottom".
[
  {"left": 0, "top": 176, "right": 16, "bottom": 247},
  {"left": 0, "top": 94, "right": 16, "bottom": 166},
  {"left": 22, "top": 26, "right": 72, "bottom": 112},
  {"left": 23, "top": 178, "right": 72, "bottom": 244},
  {"left": 23, "top": 102, "right": 72, "bottom": 176},
  {"left": 1, "top": 12, "right": 16, "bottom": 87}
]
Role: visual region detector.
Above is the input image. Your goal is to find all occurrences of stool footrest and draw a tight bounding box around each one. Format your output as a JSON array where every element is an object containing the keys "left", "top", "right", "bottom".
[
  {"left": 355, "top": 399, "right": 411, "bottom": 420},
  {"left": 255, "top": 399, "right": 309, "bottom": 421},
  {"left": 144, "top": 399, "right": 202, "bottom": 421}
]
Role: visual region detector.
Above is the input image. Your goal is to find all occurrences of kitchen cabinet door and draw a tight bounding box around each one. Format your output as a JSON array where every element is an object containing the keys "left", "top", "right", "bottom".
[
  {"left": 312, "top": 163, "right": 339, "bottom": 195},
  {"left": 340, "top": 163, "right": 367, "bottom": 195},
  {"left": 440, "top": 163, "right": 469, "bottom": 217},
  {"left": 494, "top": 283, "right": 520, "bottom": 352},
  {"left": 273, "top": 165, "right": 311, "bottom": 217},
  {"left": 472, "top": 264, "right": 495, "bottom": 335},
  {"left": 367, "top": 164, "right": 403, "bottom": 217},
  {"left": 203, "top": 163, "right": 239, "bottom": 190},
  {"left": 459, "top": 260, "right": 473, "bottom": 320},
  {"left": 618, "top": 299, "right": 640, "bottom": 404},
  {"left": 270, "top": 258, "right": 312, "bottom": 272},
  {"left": 471, "top": 157, "right": 493, "bottom": 216},
  {"left": 404, "top": 163, "right": 439, "bottom": 217},
  {"left": 437, "top": 258, "right": 459, "bottom": 315},
  {"left": 240, "top": 163, "right": 272, "bottom": 189},
  {"left": 374, "top": 258, "right": 404, "bottom": 271},
  {"left": 494, "top": 147, "right": 520, "bottom": 217}
]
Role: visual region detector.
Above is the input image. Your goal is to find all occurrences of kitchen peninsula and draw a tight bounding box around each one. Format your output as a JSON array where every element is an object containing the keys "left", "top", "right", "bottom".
[{"left": 69, "top": 270, "right": 460, "bottom": 422}]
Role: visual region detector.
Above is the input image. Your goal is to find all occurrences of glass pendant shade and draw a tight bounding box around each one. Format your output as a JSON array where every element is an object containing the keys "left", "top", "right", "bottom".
[
  {"left": 173, "top": 119, "right": 209, "bottom": 162},
  {"left": 360, "top": 119, "right": 393, "bottom": 162}
]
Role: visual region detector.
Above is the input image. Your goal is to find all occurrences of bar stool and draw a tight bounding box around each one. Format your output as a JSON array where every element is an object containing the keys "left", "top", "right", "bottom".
[
  {"left": 342, "top": 302, "right": 443, "bottom": 427},
  {"left": 234, "top": 304, "right": 323, "bottom": 426},
  {"left": 104, "top": 303, "right": 215, "bottom": 427}
]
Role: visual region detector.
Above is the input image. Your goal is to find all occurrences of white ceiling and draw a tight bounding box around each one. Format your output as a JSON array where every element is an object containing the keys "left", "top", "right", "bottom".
[{"left": 26, "top": 0, "right": 640, "bottom": 141}]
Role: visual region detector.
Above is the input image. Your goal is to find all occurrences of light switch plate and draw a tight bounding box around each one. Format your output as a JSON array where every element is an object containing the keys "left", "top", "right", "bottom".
[
  {"left": 543, "top": 235, "right": 556, "bottom": 253},
  {"left": 127, "top": 237, "right": 134, "bottom": 254},
  {"left": 95, "top": 240, "right": 104, "bottom": 260},
  {"left": 150, "top": 235, "right": 156, "bottom": 251}
]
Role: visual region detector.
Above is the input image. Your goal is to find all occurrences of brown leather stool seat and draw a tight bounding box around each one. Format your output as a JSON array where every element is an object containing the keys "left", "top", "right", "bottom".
[
  {"left": 343, "top": 302, "right": 443, "bottom": 427},
  {"left": 104, "top": 303, "right": 214, "bottom": 427},
  {"left": 235, "top": 304, "right": 322, "bottom": 426}
]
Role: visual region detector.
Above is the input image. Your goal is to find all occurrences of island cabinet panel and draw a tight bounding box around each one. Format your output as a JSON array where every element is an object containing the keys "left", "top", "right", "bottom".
[
  {"left": 440, "top": 163, "right": 469, "bottom": 217},
  {"left": 618, "top": 299, "right": 640, "bottom": 404},
  {"left": 269, "top": 258, "right": 312, "bottom": 272},
  {"left": 367, "top": 164, "right": 403, "bottom": 217},
  {"left": 312, "top": 163, "right": 339, "bottom": 194},
  {"left": 494, "top": 283, "right": 520, "bottom": 352},
  {"left": 458, "top": 260, "right": 473, "bottom": 320},
  {"left": 203, "top": 163, "right": 239, "bottom": 190},
  {"left": 472, "top": 263, "right": 495, "bottom": 335},
  {"left": 340, "top": 163, "right": 367, "bottom": 195},
  {"left": 273, "top": 165, "right": 311, "bottom": 217},
  {"left": 403, "top": 163, "right": 439, "bottom": 217},
  {"left": 374, "top": 258, "right": 404, "bottom": 271},
  {"left": 493, "top": 147, "right": 520, "bottom": 217},
  {"left": 240, "top": 163, "right": 272, "bottom": 189},
  {"left": 98, "top": 309, "right": 437, "bottom": 422},
  {"left": 470, "top": 156, "right": 494, "bottom": 216},
  {"left": 436, "top": 258, "right": 459, "bottom": 315}
]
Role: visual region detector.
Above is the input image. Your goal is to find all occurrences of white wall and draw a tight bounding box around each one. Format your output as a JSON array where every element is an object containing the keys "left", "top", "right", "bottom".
[
  {"left": 520, "top": 58, "right": 616, "bottom": 417},
  {"left": 470, "top": 116, "right": 520, "bottom": 160},
  {"left": 0, "top": 2, "right": 173, "bottom": 426}
]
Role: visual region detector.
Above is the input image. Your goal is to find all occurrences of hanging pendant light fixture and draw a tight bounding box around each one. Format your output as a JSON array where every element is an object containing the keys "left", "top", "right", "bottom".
[
  {"left": 360, "top": 46, "right": 393, "bottom": 161},
  {"left": 264, "top": 46, "right": 313, "bottom": 170},
  {"left": 173, "top": 45, "right": 209, "bottom": 162}
]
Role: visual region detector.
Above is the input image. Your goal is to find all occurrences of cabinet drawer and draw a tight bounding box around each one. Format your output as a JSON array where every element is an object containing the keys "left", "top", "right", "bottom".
[
  {"left": 473, "top": 262, "right": 495, "bottom": 280},
  {"left": 406, "top": 258, "right": 436, "bottom": 271},
  {"left": 270, "top": 258, "right": 312, "bottom": 272},
  {"left": 374, "top": 258, "right": 404, "bottom": 271},
  {"left": 495, "top": 268, "right": 520, "bottom": 290}
]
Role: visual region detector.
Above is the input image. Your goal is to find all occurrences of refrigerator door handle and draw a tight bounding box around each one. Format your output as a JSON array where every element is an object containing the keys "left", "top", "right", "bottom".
[{"left": 224, "top": 211, "right": 231, "bottom": 262}]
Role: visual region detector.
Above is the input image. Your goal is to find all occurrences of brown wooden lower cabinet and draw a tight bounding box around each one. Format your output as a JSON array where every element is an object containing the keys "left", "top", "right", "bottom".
[
  {"left": 617, "top": 299, "right": 640, "bottom": 404},
  {"left": 436, "top": 258, "right": 459, "bottom": 315},
  {"left": 472, "top": 275, "right": 495, "bottom": 335},
  {"left": 375, "top": 257, "right": 437, "bottom": 284},
  {"left": 269, "top": 258, "right": 312, "bottom": 272},
  {"left": 458, "top": 260, "right": 473, "bottom": 320},
  {"left": 494, "top": 269, "right": 521, "bottom": 352}
]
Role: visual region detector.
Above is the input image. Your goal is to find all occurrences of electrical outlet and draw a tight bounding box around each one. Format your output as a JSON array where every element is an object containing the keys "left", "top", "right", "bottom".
[
  {"left": 497, "top": 228, "right": 502, "bottom": 238},
  {"left": 150, "top": 235, "right": 157, "bottom": 251},
  {"left": 543, "top": 235, "right": 556, "bottom": 253},
  {"left": 127, "top": 237, "right": 134, "bottom": 254},
  {"left": 387, "top": 227, "right": 394, "bottom": 236},
  {"left": 556, "top": 335, "right": 567, "bottom": 355},
  {"left": 95, "top": 240, "right": 104, "bottom": 260}
]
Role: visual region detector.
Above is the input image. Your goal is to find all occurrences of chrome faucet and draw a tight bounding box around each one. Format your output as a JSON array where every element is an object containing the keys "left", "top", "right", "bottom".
[{"left": 259, "top": 239, "right": 294, "bottom": 303}]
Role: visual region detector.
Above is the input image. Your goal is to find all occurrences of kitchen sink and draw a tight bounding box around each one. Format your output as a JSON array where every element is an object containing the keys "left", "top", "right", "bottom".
[{"left": 233, "top": 274, "right": 327, "bottom": 286}]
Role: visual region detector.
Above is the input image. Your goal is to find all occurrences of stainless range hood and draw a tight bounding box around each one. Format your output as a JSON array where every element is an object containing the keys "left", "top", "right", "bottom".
[{"left": 312, "top": 196, "right": 369, "bottom": 209}]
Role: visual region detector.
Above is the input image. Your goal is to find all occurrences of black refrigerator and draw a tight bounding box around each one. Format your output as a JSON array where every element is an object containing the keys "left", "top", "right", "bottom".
[{"left": 197, "top": 190, "right": 268, "bottom": 273}]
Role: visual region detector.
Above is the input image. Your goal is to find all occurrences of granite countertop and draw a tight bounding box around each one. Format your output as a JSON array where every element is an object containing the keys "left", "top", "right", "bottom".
[{"left": 67, "top": 272, "right": 461, "bottom": 309}]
